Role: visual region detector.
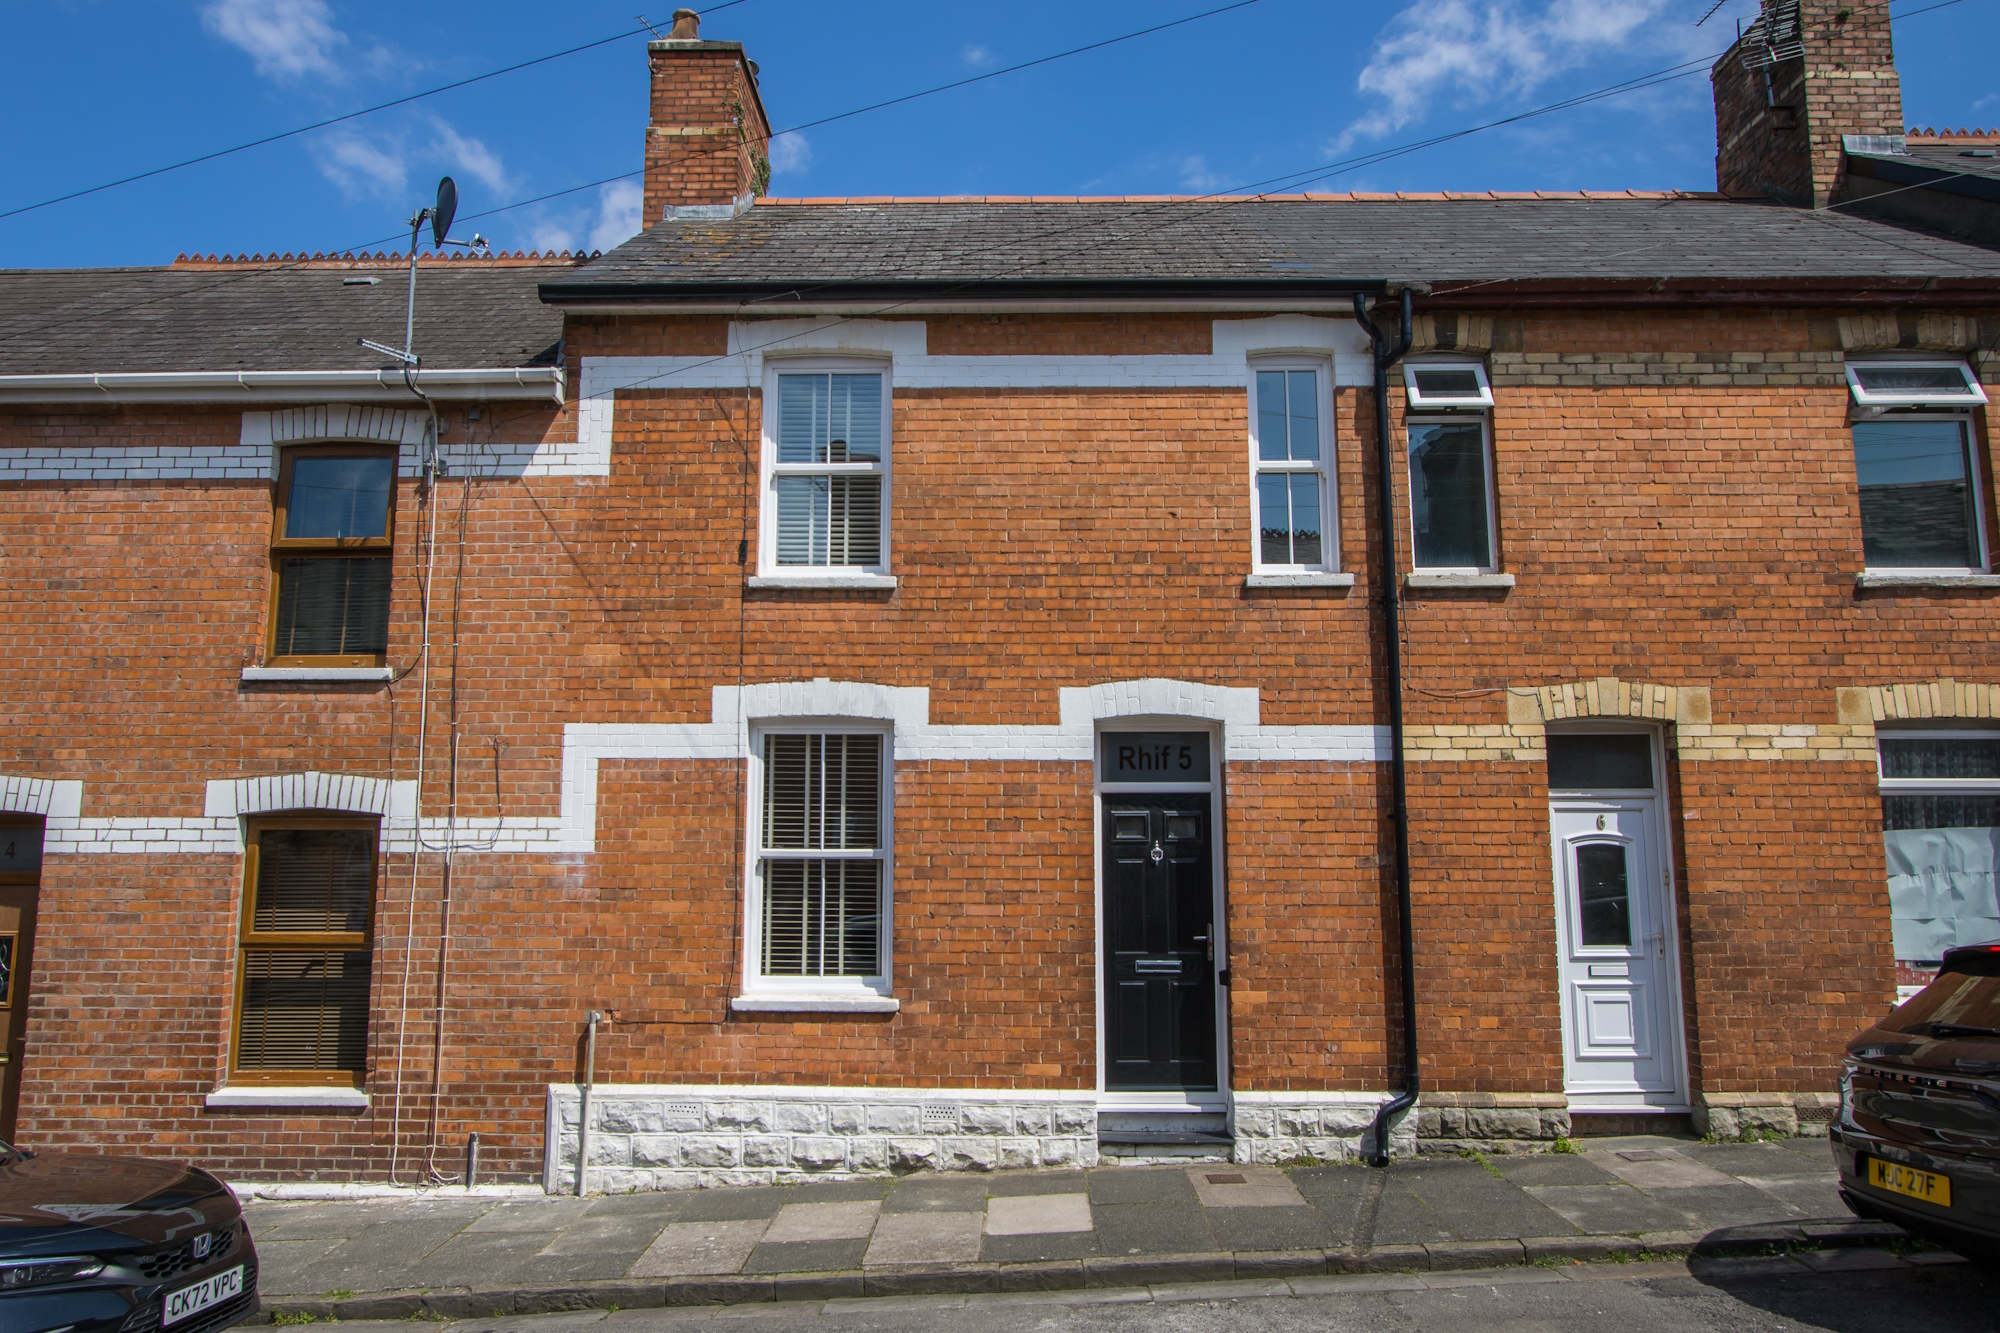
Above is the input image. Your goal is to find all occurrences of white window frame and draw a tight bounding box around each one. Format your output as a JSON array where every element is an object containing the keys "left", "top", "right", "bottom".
[
  {"left": 1403, "top": 359, "right": 1495, "bottom": 410},
  {"left": 1247, "top": 358, "right": 1339, "bottom": 575},
  {"left": 740, "top": 720, "right": 894, "bottom": 1007},
  {"left": 757, "top": 359, "right": 893, "bottom": 583},
  {"left": 1406, "top": 412, "right": 1500, "bottom": 574},
  {"left": 1845, "top": 358, "right": 1988, "bottom": 408},
  {"left": 1851, "top": 409, "right": 1991, "bottom": 575}
]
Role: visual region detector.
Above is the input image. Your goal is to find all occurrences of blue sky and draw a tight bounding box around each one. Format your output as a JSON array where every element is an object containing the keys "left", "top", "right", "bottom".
[{"left": 2, "top": 0, "right": 1995, "bottom": 268}]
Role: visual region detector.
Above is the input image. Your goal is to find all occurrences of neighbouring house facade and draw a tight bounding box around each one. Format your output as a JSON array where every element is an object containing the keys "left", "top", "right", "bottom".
[{"left": 2, "top": 0, "right": 1999, "bottom": 1188}]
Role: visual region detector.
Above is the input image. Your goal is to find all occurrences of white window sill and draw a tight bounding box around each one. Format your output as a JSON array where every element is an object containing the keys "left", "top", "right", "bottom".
[
  {"left": 241, "top": 667, "right": 395, "bottom": 683},
  {"left": 1244, "top": 572, "right": 1355, "bottom": 589},
  {"left": 730, "top": 994, "right": 901, "bottom": 1014},
  {"left": 204, "top": 1085, "right": 371, "bottom": 1110},
  {"left": 1855, "top": 571, "right": 2000, "bottom": 589},
  {"left": 746, "top": 574, "right": 899, "bottom": 591},
  {"left": 1406, "top": 572, "right": 1516, "bottom": 590}
]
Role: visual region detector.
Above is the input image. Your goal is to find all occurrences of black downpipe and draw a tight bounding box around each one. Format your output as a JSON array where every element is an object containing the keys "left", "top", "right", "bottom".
[{"left": 1355, "top": 290, "right": 1417, "bottom": 1168}]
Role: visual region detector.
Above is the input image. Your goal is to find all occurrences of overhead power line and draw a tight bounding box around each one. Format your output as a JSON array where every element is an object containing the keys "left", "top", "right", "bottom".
[{"left": 0, "top": 1, "right": 753, "bottom": 223}]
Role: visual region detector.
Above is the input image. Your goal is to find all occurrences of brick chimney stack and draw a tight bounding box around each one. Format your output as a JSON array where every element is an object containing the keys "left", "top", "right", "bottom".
[
  {"left": 643, "top": 8, "right": 772, "bottom": 223},
  {"left": 1712, "top": 0, "right": 1904, "bottom": 207}
]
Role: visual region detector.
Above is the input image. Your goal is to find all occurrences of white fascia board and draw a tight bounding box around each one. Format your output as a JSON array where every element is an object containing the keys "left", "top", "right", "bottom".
[{"left": 0, "top": 367, "right": 565, "bottom": 405}]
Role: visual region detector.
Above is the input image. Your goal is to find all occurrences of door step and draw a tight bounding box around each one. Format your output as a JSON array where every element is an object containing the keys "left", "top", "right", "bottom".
[
  {"left": 1096, "top": 1130, "right": 1234, "bottom": 1146},
  {"left": 1096, "top": 1109, "right": 1231, "bottom": 1160}
]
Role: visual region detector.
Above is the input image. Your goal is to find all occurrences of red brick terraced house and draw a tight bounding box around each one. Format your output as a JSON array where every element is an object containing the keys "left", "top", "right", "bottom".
[{"left": 2, "top": 0, "right": 1999, "bottom": 1187}]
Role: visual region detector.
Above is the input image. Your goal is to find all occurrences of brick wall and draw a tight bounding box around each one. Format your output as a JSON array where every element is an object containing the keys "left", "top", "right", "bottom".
[{"left": 3, "top": 306, "right": 1997, "bottom": 1178}]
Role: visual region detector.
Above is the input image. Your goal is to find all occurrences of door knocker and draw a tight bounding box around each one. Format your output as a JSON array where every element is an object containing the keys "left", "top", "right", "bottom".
[{"left": 1151, "top": 841, "right": 1164, "bottom": 863}]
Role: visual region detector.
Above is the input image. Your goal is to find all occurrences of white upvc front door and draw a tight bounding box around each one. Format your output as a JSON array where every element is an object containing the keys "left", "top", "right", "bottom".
[{"left": 1551, "top": 797, "right": 1688, "bottom": 1109}]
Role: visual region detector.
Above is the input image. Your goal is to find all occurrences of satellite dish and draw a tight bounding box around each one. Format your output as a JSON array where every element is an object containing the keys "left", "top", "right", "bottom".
[{"left": 431, "top": 177, "right": 457, "bottom": 248}]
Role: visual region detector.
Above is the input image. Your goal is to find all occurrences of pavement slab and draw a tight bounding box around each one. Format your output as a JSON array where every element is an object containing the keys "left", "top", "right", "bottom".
[
  {"left": 629, "top": 1219, "right": 770, "bottom": 1277},
  {"left": 1203, "top": 1204, "right": 1336, "bottom": 1253},
  {"left": 1394, "top": 1160, "right": 1583, "bottom": 1241},
  {"left": 1684, "top": 1142, "right": 1834, "bottom": 1180},
  {"left": 1091, "top": 1202, "right": 1216, "bottom": 1256},
  {"left": 1368, "top": 1185, "right": 1458, "bottom": 1246},
  {"left": 976, "top": 1230, "right": 1101, "bottom": 1263},
  {"left": 467, "top": 1200, "right": 596, "bottom": 1233},
  {"left": 1650, "top": 1183, "right": 1808, "bottom": 1230},
  {"left": 863, "top": 1211, "right": 984, "bottom": 1265},
  {"left": 984, "top": 1194, "right": 1093, "bottom": 1236},
  {"left": 409, "top": 1230, "right": 561, "bottom": 1288},
  {"left": 535, "top": 1214, "right": 668, "bottom": 1258},
  {"left": 742, "top": 1238, "right": 870, "bottom": 1274},
  {"left": 881, "top": 1177, "right": 990, "bottom": 1214},
  {"left": 1087, "top": 1167, "right": 1199, "bottom": 1205},
  {"left": 1588, "top": 1147, "right": 1741, "bottom": 1190},
  {"left": 984, "top": 1170, "right": 1091, "bottom": 1197},
  {"left": 673, "top": 1190, "right": 787, "bottom": 1223},
  {"left": 1187, "top": 1165, "right": 1307, "bottom": 1209},
  {"left": 763, "top": 1201, "right": 881, "bottom": 1244},
  {"left": 252, "top": 1237, "right": 349, "bottom": 1295},
  {"left": 1496, "top": 1154, "right": 1619, "bottom": 1187},
  {"left": 1521, "top": 1182, "right": 1699, "bottom": 1235}
]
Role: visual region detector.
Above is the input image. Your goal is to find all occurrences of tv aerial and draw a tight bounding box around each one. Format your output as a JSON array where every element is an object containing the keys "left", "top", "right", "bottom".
[
  {"left": 357, "top": 176, "right": 490, "bottom": 370},
  {"left": 356, "top": 176, "right": 491, "bottom": 484}
]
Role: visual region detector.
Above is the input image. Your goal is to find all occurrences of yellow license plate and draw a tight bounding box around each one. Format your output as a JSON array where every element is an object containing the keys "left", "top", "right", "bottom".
[{"left": 1869, "top": 1156, "right": 1952, "bottom": 1207}]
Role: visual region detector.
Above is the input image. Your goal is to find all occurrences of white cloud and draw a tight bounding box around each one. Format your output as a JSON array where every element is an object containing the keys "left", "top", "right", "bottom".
[
  {"left": 202, "top": 0, "right": 347, "bottom": 81},
  {"left": 769, "top": 131, "right": 813, "bottom": 177},
  {"left": 530, "top": 220, "right": 579, "bottom": 254},
  {"left": 963, "top": 44, "right": 996, "bottom": 68},
  {"left": 431, "top": 119, "right": 509, "bottom": 194},
  {"left": 588, "top": 180, "right": 645, "bottom": 253},
  {"left": 1179, "top": 154, "right": 1227, "bottom": 192},
  {"left": 313, "top": 131, "right": 406, "bottom": 197},
  {"left": 1334, "top": 0, "right": 1749, "bottom": 150}
]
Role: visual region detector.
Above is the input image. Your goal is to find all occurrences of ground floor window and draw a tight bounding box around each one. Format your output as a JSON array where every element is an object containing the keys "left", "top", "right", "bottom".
[
  {"left": 752, "top": 731, "right": 888, "bottom": 989},
  {"left": 1878, "top": 732, "right": 2000, "bottom": 1000},
  {"left": 234, "top": 818, "right": 377, "bottom": 1083}
]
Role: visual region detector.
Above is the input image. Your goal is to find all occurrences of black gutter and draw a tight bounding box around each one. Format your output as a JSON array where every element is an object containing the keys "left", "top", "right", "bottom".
[
  {"left": 537, "top": 277, "right": 1390, "bottom": 306},
  {"left": 1353, "top": 289, "right": 1417, "bottom": 1169}
]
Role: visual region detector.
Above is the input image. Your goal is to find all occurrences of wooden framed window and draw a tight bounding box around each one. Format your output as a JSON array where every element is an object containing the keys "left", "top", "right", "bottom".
[
  {"left": 268, "top": 445, "right": 396, "bottom": 666},
  {"left": 232, "top": 817, "right": 377, "bottom": 1085}
]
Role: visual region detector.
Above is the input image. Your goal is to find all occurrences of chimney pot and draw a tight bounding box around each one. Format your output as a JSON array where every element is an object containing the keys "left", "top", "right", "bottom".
[{"left": 668, "top": 8, "right": 699, "bottom": 39}]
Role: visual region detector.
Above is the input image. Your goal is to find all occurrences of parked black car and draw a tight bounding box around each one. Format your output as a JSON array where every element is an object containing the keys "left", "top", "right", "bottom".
[
  {"left": 1832, "top": 940, "right": 2000, "bottom": 1260},
  {"left": 0, "top": 1141, "right": 257, "bottom": 1333}
]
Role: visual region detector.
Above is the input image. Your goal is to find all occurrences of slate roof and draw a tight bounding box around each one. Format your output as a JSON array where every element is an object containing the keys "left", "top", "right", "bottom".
[
  {"left": 541, "top": 195, "right": 2000, "bottom": 306},
  {"left": 1846, "top": 145, "right": 2000, "bottom": 203},
  {"left": 0, "top": 260, "right": 568, "bottom": 376}
]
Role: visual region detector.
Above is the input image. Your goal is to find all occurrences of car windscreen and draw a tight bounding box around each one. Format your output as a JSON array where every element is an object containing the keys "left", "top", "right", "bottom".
[{"left": 1884, "top": 955, "right": 2000, "bottom": 1038}]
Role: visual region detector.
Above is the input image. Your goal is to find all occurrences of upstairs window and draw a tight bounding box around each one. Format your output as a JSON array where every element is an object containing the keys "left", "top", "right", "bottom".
[
  {"left": 1846, "top": 360, "right": 1987, "bottom": 408},
  {"left": 765, "top": 370, "right": 888, "bottom": 572},
  {"left": 751, "top": 731, "right": 889, "bottom": 990},
  {"left": 1404, "top": 360, "right": 1494, "bottom": 410},
  {"left": 1852, "top": 417, "right": 1987, "bottom": 571},
  {"left": 1404, "top": 361, "right": 1498, "bottom": 573},
  {"left": 234, "top": 819, "right": 377, "bottom": 1084},
  {"left": 1251, "top": 365, "right": 1333, "bottom": 570},
  {"left": 269, "top": 447, "right": 395, "bottom": 664}
]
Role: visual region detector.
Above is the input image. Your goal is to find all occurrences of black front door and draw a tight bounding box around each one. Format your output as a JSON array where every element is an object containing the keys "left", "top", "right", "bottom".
[{"left": 1103, "top": 794, "right": 1216, "bottom": 1090}]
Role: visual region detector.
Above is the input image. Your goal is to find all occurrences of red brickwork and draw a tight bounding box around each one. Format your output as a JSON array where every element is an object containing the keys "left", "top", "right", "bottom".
[
  {"left": 643, "top": 42, "right": 771, "bottom": 218},
  {"left": 3, "top": 303, "right": 1996, "bottom": 1178}
]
